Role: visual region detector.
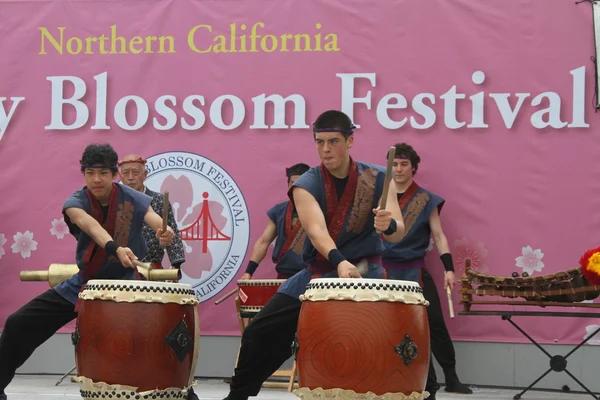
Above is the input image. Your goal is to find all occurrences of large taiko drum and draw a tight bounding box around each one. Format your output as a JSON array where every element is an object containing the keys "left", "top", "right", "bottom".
[
  {"left": 72, "top": 280, "right": 200, "bottom": 400},
  {"left": 237, "top": 279, "right": 286, "bottom": 312},
  {"left": 294, "top": 278, "right": 430, "bottom": 399}
]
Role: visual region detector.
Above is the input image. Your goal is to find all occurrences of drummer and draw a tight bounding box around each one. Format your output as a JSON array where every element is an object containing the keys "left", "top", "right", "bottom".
[
  {"left": 0, "top": 143, "right": 178, "bottom": 400},
  {"left": 240, "top": 163, "right": 310, "bottom": 280},
  {"left": 222, "top": 110, "right": 405, "bottom": 400}
]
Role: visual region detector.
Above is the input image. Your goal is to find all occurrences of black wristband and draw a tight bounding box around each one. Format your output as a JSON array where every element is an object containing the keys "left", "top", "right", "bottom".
[
  {"left": 245, "top": 261, "right": 259, "bottom": 275},
  {"left": 327, "top": 249, "right": 346, "bottom": 267},
  {"left": 440, "top": 253, "right": 455, "bottom": 272},
  {"left": 105, "top": 240, "right": 119, "bottom": 257},
  {"left": 383, "top": 219, "right": 398, "bottom": 235}
]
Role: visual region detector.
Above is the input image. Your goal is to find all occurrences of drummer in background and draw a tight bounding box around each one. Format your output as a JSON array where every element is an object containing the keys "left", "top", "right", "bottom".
[
  {"left": 381, "top": 142, "right": 472, "bottom": 400},
  {"left": 0, "top": 144, "right": 188, "bottom": 400},
  {"left": 240, "top": 163, "right": 310, "bottom": 280},
  {"left": 118, "top": 154, "right": 186, "bottom": 271},
  {"left": 222, "top": 110, "right": 405, "bottom": 400}
]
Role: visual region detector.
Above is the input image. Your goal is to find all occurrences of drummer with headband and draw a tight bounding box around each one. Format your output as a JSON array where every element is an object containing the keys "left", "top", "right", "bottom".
[
  {"left": 222, "top": 110, "right": 405, "bottom": 400},
  {"left": 0, "top": 143, "right": 183, "bottom": 400},
  {"left": 118, "top": 154, "right": 186, "bottom": 270},
  {"left": 240, "top": 163, "right": 310, "bottom": 280},
  {"left": 382, "top": 142, "right": 471, "bottom": 399}
]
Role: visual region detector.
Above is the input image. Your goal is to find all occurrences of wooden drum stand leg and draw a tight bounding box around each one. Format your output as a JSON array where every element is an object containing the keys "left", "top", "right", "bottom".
[{"left": 231, "top": 297, "right": 298, "bottom": 392}]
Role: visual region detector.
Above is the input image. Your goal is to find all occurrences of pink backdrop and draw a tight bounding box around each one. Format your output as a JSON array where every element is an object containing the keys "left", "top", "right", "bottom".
[{"left": 1, "top": 0, "right": 599, "bottom": 344}]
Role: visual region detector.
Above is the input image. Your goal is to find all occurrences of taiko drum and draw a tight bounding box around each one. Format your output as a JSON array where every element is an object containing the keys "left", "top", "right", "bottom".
[
  {"left": 73, "top": 279, "right": 200, "bottom": 399},
  {"left": 294, "top": 278, "right": 430, "bottom": 397},
  {"left": 237, "top": 279, "right": 286, "bottom": 312}
]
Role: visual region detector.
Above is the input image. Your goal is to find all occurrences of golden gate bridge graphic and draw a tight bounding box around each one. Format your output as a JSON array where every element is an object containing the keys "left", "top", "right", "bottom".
[{"left": 179, "top": 192, "right": 231, "bottom": 253}]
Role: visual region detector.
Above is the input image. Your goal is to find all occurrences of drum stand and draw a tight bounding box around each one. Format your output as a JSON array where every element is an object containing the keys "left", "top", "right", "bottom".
[
  {"left": 233, "top": 296, "right": 298, "bottom": 392},
  {"left": 55, "top": 365, "right": 76, "bottom": 386}
]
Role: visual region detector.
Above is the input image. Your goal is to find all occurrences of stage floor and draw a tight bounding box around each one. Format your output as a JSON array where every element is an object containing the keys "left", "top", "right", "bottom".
[{"left": 3, "top": 375, "right": 597, "bottom": 400}]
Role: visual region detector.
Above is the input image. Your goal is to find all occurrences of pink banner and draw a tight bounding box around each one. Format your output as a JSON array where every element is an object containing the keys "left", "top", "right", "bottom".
[{"left": 1, "top": 0, "right": 599, "bottom": 344}]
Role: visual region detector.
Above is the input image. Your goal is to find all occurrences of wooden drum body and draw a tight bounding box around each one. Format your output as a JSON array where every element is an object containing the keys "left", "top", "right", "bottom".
[
  {"left": 237, "top": 279, "right": 286, "bottom": 312},
  {"left": 294, "top": 278, "right": 430, "bottom": 399},
  {"left": 72, "top": 279, "right": 200, "bottom": 400}
]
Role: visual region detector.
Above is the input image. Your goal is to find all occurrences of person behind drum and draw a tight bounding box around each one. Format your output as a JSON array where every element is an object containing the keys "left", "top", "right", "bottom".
[
  {"left": 0, "top": 143, "right": 185, "bottom": 400},
  {"left": 222, "top": 110, "right": 405, "bottom": 400},
  {"left": 240, "top": 163, "right": 310, "bottom": 280},
  {"left": 382, "top": 142, "right": 472, "bottom": 399},
  {"left": 118, "top": 153, "right": 186, "bottom": 271}
]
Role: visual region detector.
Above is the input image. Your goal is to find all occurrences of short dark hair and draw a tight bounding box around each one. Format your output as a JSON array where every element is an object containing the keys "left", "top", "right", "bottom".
[
  {"left": 390, "top": 143, "right": 421, "bottom": 175},
  {"left": 312, "top": 110, "right": 355, "bottom": 139},
  {"left": 80, "top": 143, "right": 119, "bottom": 174},
  {"left": 286, "top": 163, "right": 310, "bottom": 181}
]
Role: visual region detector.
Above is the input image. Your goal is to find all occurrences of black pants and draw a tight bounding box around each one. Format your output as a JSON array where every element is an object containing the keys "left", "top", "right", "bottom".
[
  {"left": 422, "top": 268, "right": 459, "bottom": 392},
  {"left": 0, "top": 289, "right": 77, "bottom": 392},
  {"left": 229, "top": 293, "right": 301, "bottom": 397}
]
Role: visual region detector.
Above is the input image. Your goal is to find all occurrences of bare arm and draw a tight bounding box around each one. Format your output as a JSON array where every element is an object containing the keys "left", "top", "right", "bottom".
[
  {"left": 64, "top": 207, "right": 114, "bottom": 248},
  {"left": 429, "top": 207, "right": 451, "bottom": 254},
  {"left": 249, "top": 220, "right": 278, "bottom": 264},
  {"left": 64, "top": 207, "right": 137, "bottom": 267},
  {"left": 429, "top": 207, "right": 455, "bottom": 289},
  {"left": 381, "top": 178, "right": 405, "bottom": 242},
  {"left": 292, "top": 187, "right": 338, "bottom": 259},
  {"left": 144, "top": 205, "right": 174, "bottom": 246}
]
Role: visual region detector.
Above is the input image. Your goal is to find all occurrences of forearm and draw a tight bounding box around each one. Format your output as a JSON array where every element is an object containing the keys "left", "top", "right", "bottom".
[
  {"left": 305, "top": 225, "right": 338, "bottom": 260},
  {"left": 382, "top": 218, "right": 405, "bottom": 242},
  {"left": 249, "top": 239, "right": 271, "bottom": 264},
  {"left": 433, "top": 233, "right": 451, "bottom": 255},
  {"left": 67, "top": 209, "right": 113, "bottom": 247}
]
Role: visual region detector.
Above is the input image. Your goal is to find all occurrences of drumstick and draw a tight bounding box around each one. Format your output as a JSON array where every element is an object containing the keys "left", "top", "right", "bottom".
[
  {"left": 446, "top": 285, "right": 455, "bottom": 319},
  {"left": 377, "top": 146, "right": 397, "bottom": 234},
  {"left": 132, "top": 260, "right": 154, "bottom": 270},
  {"left": 214, "top": 288, "right": 239, "bottom": 305},
  {"left": 161, "top": 192, "right": 169, "bottom": 234}
]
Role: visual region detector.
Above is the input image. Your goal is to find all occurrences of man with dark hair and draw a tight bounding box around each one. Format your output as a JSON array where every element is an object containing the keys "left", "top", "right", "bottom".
[
  {"left": 222, "top": 110, "right": 405, "bottom": 400},
  {"left": 0, "top": 143, "right": 178, "bottom": 400},
  {"left": 241, "top": 163, "right": 311, "bottom": 280},
  {"left": 118, "top": 153, "right": 186, "bottom": 270},
  {"left": 382, "top": 142, "right": 472, "bottom": 400}
]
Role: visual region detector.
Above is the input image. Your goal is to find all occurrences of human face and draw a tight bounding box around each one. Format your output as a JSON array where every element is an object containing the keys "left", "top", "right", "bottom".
[
  {"left": 314, "top": 131, "right": 353, "bottom": 176},
  {"left": 287, "top": 174, "right": 302, "bottom": 189},
  {"left": 84, "top": 167, "right": 116, "bottom": 203},
  {"left": 119, "top": 163, "right": 147, "bottom": 192},
  {"left": 392, "top": 158, "right": 414, "bottom": 185}
]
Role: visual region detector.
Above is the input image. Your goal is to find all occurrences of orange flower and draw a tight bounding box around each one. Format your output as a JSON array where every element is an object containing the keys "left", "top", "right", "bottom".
[{"left": 579, "top": 247, "right": 600, "bottom": 286}]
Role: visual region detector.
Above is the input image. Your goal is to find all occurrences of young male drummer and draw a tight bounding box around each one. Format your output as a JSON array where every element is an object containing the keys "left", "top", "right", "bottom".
[
  {"left": 222, "top": 110, "right": 405, "bottom": 400},
  {"left": 0, "top": 143, "right": 179, "bottom": 400},
  {"left": 382, "top": 142, "right": 471, "bottom": 399},
  {"left": 240, "top": 163, "right": 310, "bottom": 280}
]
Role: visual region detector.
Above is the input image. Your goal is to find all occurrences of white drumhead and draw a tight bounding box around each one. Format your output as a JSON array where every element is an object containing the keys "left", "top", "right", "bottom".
[
  {"left": 300, "top": 278, "right": 428, "bottom": 305},
  {"left": 79, "top": 279, "right": 199, "bottom": 305},
  {"left": 237, "top": 279, "right": 287, "bottom": 286}
]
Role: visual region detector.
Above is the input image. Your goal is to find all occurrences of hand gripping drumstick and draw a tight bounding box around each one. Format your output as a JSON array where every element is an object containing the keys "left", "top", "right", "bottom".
[
  {"left": 446, "top": 285, "right": 455, "bottom": 319},
  {"left": 376, "top": 146, "right": 397, "bottom": 234}
]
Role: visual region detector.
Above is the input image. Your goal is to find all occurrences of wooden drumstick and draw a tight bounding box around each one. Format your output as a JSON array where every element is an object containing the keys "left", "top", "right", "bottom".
[
  {"left": 214, "top": 288, "right": 239, "bottom": 305},
  {"left": 161, "top": 192, "right": 169, "bottom": 234},
  {"left": 446, "top": 285, "right": 455, "bottom": 319},
  {"left": 377, "top": 146, "right": 397, "bottom": 234},
  {"left": 132, "top": 259, "right": 154, "bottom": 270}
]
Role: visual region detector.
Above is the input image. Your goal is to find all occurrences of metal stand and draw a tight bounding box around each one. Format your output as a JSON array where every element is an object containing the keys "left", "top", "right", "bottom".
[
  {"left": 55, "top": 365, "right": 76, "bottom": 386},
  {"left": 460, "top": 310, "right": 600, "bottom": 400}
]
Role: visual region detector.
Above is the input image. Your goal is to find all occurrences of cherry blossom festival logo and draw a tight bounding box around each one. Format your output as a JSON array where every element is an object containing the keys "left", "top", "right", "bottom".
[{"left": 144, "top": 151, "right": 250, "bottom": 302}]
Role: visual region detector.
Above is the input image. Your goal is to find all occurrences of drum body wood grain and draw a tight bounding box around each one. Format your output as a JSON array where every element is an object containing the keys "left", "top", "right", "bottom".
[
  {"left": 73, "top": 280, "right": 200, "bottom": 399},
  {"left": 294, "top": 278, "right": 430, "bottom": 398}
]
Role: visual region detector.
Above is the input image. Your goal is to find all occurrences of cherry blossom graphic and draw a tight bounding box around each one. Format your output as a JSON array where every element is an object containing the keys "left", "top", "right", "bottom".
[
  {"left": 454, "top": 237, "right": 489, "bottom": 274},
  {"left": 161, "top": 175, "right": 228, "bottom": 279},
  {"left": 515, "top": 245, "right": 545, "bottom": 276},
  {"left": 583, "top": 324, "right": 600, "bottom": 345},
  {"left": 11, "top": 231, "right": 38, "bottom": 259},
  {"left": 426, "top": 237, "right": 434, "bottom": 252},
  {"left": 50, "top": 217, "right": 69, "bottom": 239},
  {"left": 0, "top": 233, "right": 7, "bottom": 260}
]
